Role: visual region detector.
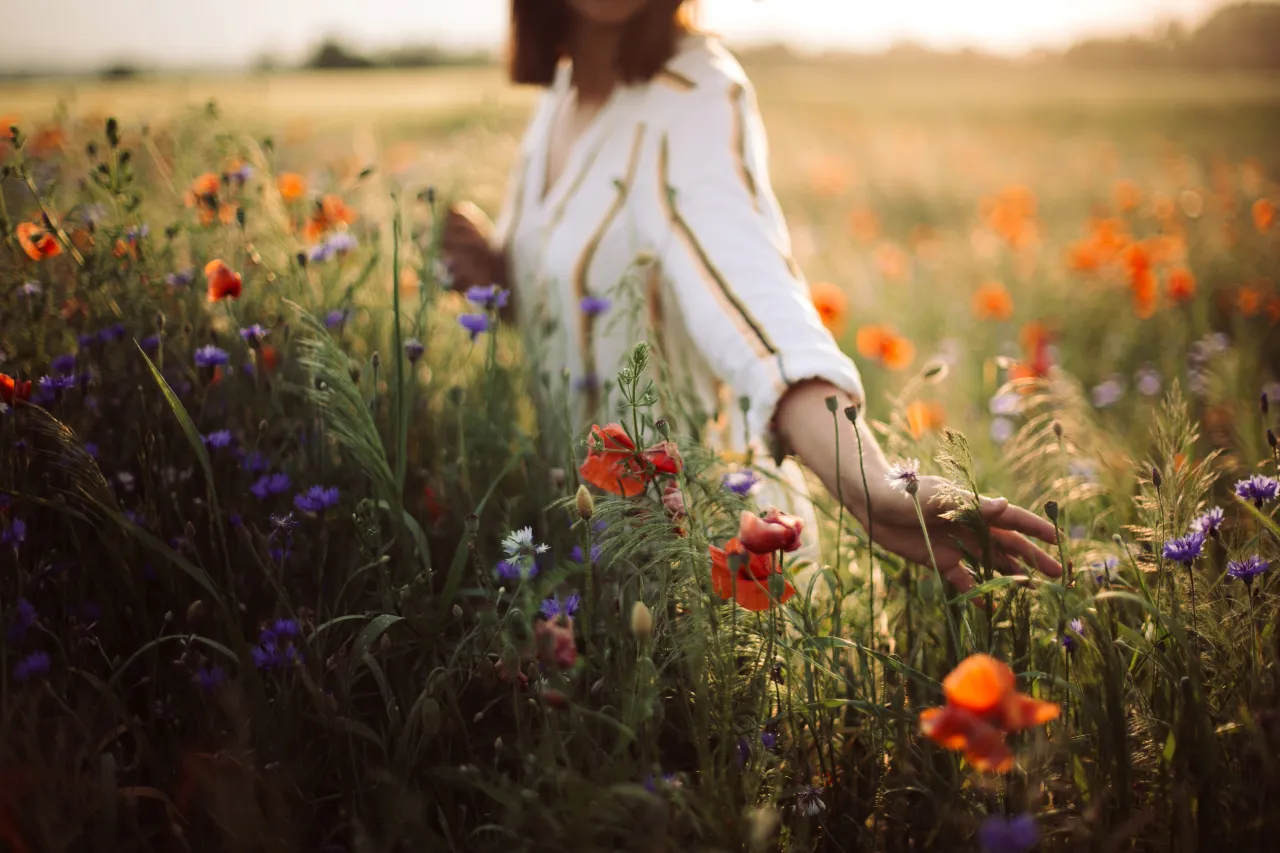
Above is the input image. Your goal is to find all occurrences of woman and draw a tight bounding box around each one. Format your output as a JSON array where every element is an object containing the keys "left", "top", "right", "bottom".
[{"left": 443, "top": 0, "right": 1062, "bottom": 592}]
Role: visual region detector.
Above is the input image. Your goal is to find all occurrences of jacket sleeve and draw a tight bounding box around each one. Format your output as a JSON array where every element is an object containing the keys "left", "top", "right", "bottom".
[{"left": 640, "top": 78, "right": 864, "bottom": 442}]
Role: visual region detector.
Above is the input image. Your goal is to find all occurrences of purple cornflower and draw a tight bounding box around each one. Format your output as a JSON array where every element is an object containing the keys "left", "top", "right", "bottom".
[
  {"left": 1190, "top": 507, "right": 1225, "bottom": 537},
  {"left": 39, "top": 374, "right": 76, "bottom": 393},
  {"left": 251, "top": 625, "right": 303, "bottom": 671},
  {"left": 242, "top": 451, "right": 270, "bottom": 473},
  {"left": 308, "top": 242, "right": 335, "bottom": 264},
  {"left": 568, "top": 543, "right": 603, "bottom": 564},
  {"left": 736, "top": 737, "right": 751, "bottom": 767},
  {"left": 294, "top": 485, "right": 340, "bottom": 513},
  {"left": 78, "top": 333, "right": 97, "bottom": 349},
  {"left": 1135, "top": 365, "right": 1162, "bottom": 397},
  {"left": 978, "top": 814, "right": 1039, "bottom": 853},
  {"left": 761, "top": 729, "right": 779, "bottom": 749},
  {"left": 1060, "top": 617, "right": 1085, "bottom": 652},
  {"left": 573, "top": 374, "right": 599, "bottom": 393},
  {"left": 1091, "top": 377, "right": 1125, "bottom": 409},
  {"left": 540, "top": 593, "right": 582, "bottom": 620},
  {"left": 240, "top": 324, "right": 269, "bottom": 346},
  {"left": 1162, "top": 531, "right": 1206, "bottom": 566},
  {"left": 326, "top": 232, "right": 358, "bottom": 254},
  {"left": 251, "top": 472, "right": 292, "bottom": 500},
  {"left": 1, "top": 519, "right": 27, "bottom": 547},
  {"left": 1235, "top": 474, "right": 1279, "bottom": 508},
  {"left": 98, "top": 323, "right": 127, "bottom": 344},
  {"left": 579, "top": 295, "right": 611, "bottom": 317},
  {"left": 723, "top": 469, "right": 761, "bottom": 496},
  {"left": 990, "top": 417, "right": 1016, "bottom": 444},
  {"left": 195, "top": 665, "right": 226, "bottom": 692},
  {"left": 203, "top": 429, "right": 234, "bottom": 449},
  {"left": 6, "top": 597, "right": 36, "bottom": 644},
  {"left": 228, "top": 162, "right": 254, "bottom": 183},
  {"left": 83, "top": 442, "right": 99, "bottom": 458},
  {"left": 13, "top": 650, "right": 51, "bottom": 682},
  {"left": 1227, "top": 555, "right": 1271, "bottom": 585},
  {"left": 795, "top": 786, "right": 826, "bottom": 817},
  {"left": 405, "top": 338, "right": 425, "bottom": 363},
  {"left": 165, "top": 268, "right": 194, "bottom": 288},
  {"left": 464, "top": 284, "right": 510, "bottom": 310},
  {"left": 50, "top": 354, "right": 77, "bottom": 374},
  {"left": 458, "top": 313, "right": 491, "bottom": 341},
  {"left": 324, "top": 309, "right": 349, "bottom": 329},
  {"left": 18, "top": 281, "right": 42, "bottom": 297},
  {"left": 140, "top": 334, "right": 161, "bottom": 353},
  {"left": 496, "top": 559, "right": 538, "bottom": 582},
  {"left": 194, "top": 345, "right": 230, "bottom": 368}
]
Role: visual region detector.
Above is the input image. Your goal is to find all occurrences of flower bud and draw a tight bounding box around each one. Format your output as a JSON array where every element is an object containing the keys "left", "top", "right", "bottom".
[
  {"left": 186, "top": 599, "right": 206, "bottom": 624},
  {"left": 1044, "top": 500, "right": 1059, "bottom": 523},
  {"left": 630, "top": 600, "right": 653, "bottom": 641},
  {"left": 370, "top": 351, "right": 381, "bottom": 370},
  {"left": 575, "top": 485, "right": 594, "bottom": 520},
  {"left": 844, "top": 405, "right": 858, "bottom": 424},
  {"left": 905, "top": 478, "right": 919, "bottom": 497},
  {"left": 1053, "top": 421, "right": 1063, "bottom": 439},
  {"left": 824, "top": 394, "right": 839, "bottom": 413},
  {"left": 1151, "top": 466, "right": 1163, "bottom": 490}
]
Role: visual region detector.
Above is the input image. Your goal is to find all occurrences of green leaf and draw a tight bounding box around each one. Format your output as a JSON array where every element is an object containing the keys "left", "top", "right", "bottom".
[
  {"left": 344, "top": 614, "right": 406, "bottom": 683},
  {"left": 947, "top": 575, "right": 1023, "bottom": 605}
]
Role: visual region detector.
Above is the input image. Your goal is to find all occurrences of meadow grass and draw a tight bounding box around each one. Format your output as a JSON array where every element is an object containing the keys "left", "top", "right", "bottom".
[{"left": 0, "top": 60, "right": 1279, "bottom": 852}]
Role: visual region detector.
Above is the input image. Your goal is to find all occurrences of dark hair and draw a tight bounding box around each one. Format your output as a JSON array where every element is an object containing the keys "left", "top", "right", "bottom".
[{"left": 508, "top": 0, "right": 695, "bottom": 86}]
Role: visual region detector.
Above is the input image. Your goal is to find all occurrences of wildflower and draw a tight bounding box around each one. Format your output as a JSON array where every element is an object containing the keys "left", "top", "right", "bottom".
[
  {"left": 202, "top": 430, "right": 234, "bottom": 449},
  {"left": 225, "top": 160, "right": 253, "bottom": 184},
  {"left": 269, "top": 512, "right": 297, "bottom": 536},
  {"left": 1235, "top": 474, "right": 1279, "bottom": 508},
  {"left": 140, "top": 334, "right": 161, "bottom": 353},
  {"left": 906, "top": 400, "right": 946, "bottom": 438},
  {"left": 1162, "top": 531, "right": 1205, "bottom": 565},
  {"left": 18, "top": 281, "right": 42, "bottom": 296},
  {"left": 165, "top": 268, "right": 194, "bottom": 288},
  {"left": 252, "top": 624, "right": 302, "bottom": 671},
  {"left": 1060, "top": 618, "right": 1085, "bottom": 652},
  {"left": 38, "top": 374, "right": 76, "bottom": 393},
  {"left": 307, "top": 241, "right": 335, "bottom": 264},
  {"left": 856, "top": 324, "right": 915, "bottom": 371},
  {"left": 194, "top": 345, "right": 229, "bottom": 368},
  {"left": 630, "top": 600, "right": 654, "bottom": 640},
  {"left": 1166, "top": 266, "right": 1197, "bottom": 303},
  {"left": 709, "top": 538, "right": 795, "bottom": 611},
  {"left": 405, "top": 338, "right": 425, "bottom": 363},
  {"left": 738, "top": 508, "right": 804, "bottom": 555},
  {"left": 195, "top": 665, "right": 226, "bottom": 692},
  {"left": 568, "top": 542, "right": 603, "bottom": 563},
  {"left": 579, "top": 423, "right": 647, "bottom": 497},
  {"left": 723, "top": 469, "right": 761, "bottom": 496},
  {"left": 990, "top": 417, "right": 1015, "bottom": 444},
  {"left": 324, "top": 309, "right": 349, "bottom": 329},
  {"left": 978, "top": 814, "right": 1039, "bottom": 853},
  {"left": 496, "top": 559, "right": 538, "bottom": 581},
  {"left": 808, "top": 280, "right": 848, "bottom": 334},
  {"left": 972, "top": 281, "right": 1014, "bottom": 321},
  {"left": 580, "top": 295, "right": 611, "bottom": 317},
  {"left": 13, "top": 650, "right": 51, "bottom": 682},
  {"left": 240, "top": 324, "right": 269, "bottom": 346},
  {"left": 1083, "top": 557, "right": 1122, "bottom": 586},
  {"left": 885, "top": 458, "right": 921, "bottom": 496},
  {"left": 277, "top": 172, "right": 307, "bottom": 202},
  {"left": 795, "top": 786, "right": 826, "bottom": 817},
  {"left": 1254, "top": 198, "right": 1276, "bottom": 233},
  {"left": 534, "top": 616, "right": 577, "bottom": 669},
  {"left": 760, "top": 729, "right": 778, "bottom": 749},
  {"left": 989, "top": 392, "right": 1021, "bottom": 417},
  {"left": 1091, "top": 377, "right": 1125, "bottom": 409},
  {"left": 1190, "top": 507, "right": 1225, "bottom": 537},
  {"left": 458, "top": 313, "right": 491, "bottom": 341},
  {"left": 1135, "top": 365, "right": 1162, "bottom": 397},
  {"left": 918, "top": 653, "right": 1059, "bottom": 773},
  {"left": 303, "top": 194, "right": 357, "bottom": 242},
  {"left": 6, "top": 597, "right": 36, "bottom": 644},
  {"left": 205, "top": 259, "right": 243, "bottom": 302},
  {"left": 294, "top": 485, "right": 340, "bottom": 513},
  {"left": 1228, "top": 555, "right": 1271, "bottom": 586},
  {"left": 1, "top": 519, "right": 27, "bottom": 547},
  {"left": 16, "top": 221, "right": 62, "bottom": 260},
  {"left": 540, "top": 593, "right": 581, "bottom": 620},
  {"left": 662, "top": 480, "right": 687, "bottom": 521}
]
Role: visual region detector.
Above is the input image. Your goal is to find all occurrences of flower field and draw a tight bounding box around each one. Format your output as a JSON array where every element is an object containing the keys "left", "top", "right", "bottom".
[{"left": 1, "top": 61, "right": 1279, "bottom": 852}]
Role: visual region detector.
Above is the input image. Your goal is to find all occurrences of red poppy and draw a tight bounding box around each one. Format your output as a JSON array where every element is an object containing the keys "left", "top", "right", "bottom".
[
  {"left": 15, "top": 222, "right": 61, "bottom": 261},
  {"left": 738, "top": 508, "right": 804, "bottom": 554},
  {"left": 534, "top": 617, "right": 577, "bottom": 669},
  {"left": 579, "top": 423, "right": 648, "bottom": 497},
  {"left": 918, "top": 705, "right": 1014, "bottom": 773},
  {"left": 709, "top": 538, "right": 795, "bottom": 611},
  {"left": 205, "top": 259, "right": 242, "bottom": 302},
  {"left": 642, "top": 440, "right": 683, "bottom": 475},
  {"left": 258, "top": 345, "right": 279, "bottom": 373},
  {"left": 0, "top": 374, "right": 32, "bottom": 405}
]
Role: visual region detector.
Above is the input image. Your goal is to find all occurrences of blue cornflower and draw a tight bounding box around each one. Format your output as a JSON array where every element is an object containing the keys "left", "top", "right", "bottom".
[
  {"left": 78, "top": 333, "right": 97, "bottom": 349},
  {"left": 194, "top": 345, "right": 230, "bottom": 368},
  {"left": 1162, "top": 531, "right": 1205, "bottom": 566},
  {"left": 761, "top": 729, "right": 778, "bottom": 749},
  {"left": 308, "top": 242, "right": 335, "bottom": 264},
  {"left": 573, "top": 374, "right": 599, "bottom": 393},
  {"left": 569, "top": 543, "right": 603, "bottom": 564},
  {"left": 250, "top": 475, "right": 272, "bottom": 500},
  {"left": 294, "top": 485, "right": 340, "bottom": 513},
  {"left": 6, "top": 597, "right": 36, "bottom": 644},
  {"left": 267, "top": 472, "right": 291, "bottom": 494},
  {"left": 540, "top": 593, "right": 582, "bottom": 620},
  {"left": 723, "top": 469, "right": 761, "bottom": 496},
  {"left": 464, "top": 284, "right": 510, "bottom": 310},
  {"left": 1235, "top": 474, "right": 1279, "bottom": 508},
  {"left": 736, "top": 737, "right": 751, "bottom": 767},
  {"left": 195, "top": 665, "right": 226, "bottom": 692},
  {"left": 1061, "top": 617, "right": 1085, "bottom": 652},
  {"left": 240, "top": 324, "right": 269, "bottom": 346},
  {"left": 272, "top": 617, "right": 301, "bottom": 638},
  {"left": 140, "top": 334, "right": 162, "bottom": 353},
  {"left": 13, "top": 650, "right": 51, "bottom": 682},
  {"left": 579, "top": 295, "right": 611, "bottom": 317},
  {"left": 458, "top": 313, "right": 491, "bottom": 341},
  {"left": 496, "top": 559, "right": 538, "bottom": 582},
  {"left": 1, "top": 519, "right": 26, "bottom": 547},
  {"left": 98, "top": 323, "right": 127, "bottom": 344},
  {"left": 228, "top": 162, "right": 254, "bottom": 183},
  {"left": 165, "top": 268, "right": 194, "bottom": 288},
  {"left": 1191, "top": 506, "right": 1225, "bottom": 536},
  {"left": 978, "top": 814, "right": 1039, "bottom": 853},
  {"left": 83, "top": 442, "right": 98, "bottom": 458},
  {"left": 203, "top": 430, "right": 234, "bottom": 449},
  {"left": 326, "top": 232, "right": 358, "bottom": 254},
  {"left": 242, "top": 451, "right": 269, "bottom": 473},
  {"left": 39, "top": 374, "right": 77, "bottom": 392},
  {"left": 405, "top": 338, "right": 425, "bottom": 363},
  {"left": 50, "top": 354, "right": 77, "bottom": 374},
  {"left": 324, "top": 309, "right": 349, "bottom": 329},
  {"left": 253, "top": 623, "right": 303, "bottom": 671},
  {"left": 1228, "top": 555, "right": 1271, "bottom": 585}
]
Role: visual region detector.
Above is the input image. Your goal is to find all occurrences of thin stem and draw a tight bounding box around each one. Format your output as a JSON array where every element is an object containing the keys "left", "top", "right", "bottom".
[
  {"left": 911, "top": 493, "right": 960, "bottom": 665},
  {"left": 850, "top": 410, "right": 876, "bottom": 707}
]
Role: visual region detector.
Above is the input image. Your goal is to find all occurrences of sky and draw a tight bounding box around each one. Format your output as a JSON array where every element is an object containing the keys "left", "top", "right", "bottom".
[{"left": 0, "top": 0, "right": 1229, "bottom": 73}]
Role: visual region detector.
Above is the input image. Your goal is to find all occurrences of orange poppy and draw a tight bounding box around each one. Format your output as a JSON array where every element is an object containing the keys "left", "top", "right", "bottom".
[
  {"left": 579, "top": 423, "right": 648, "bottom": 497},
  {"left": 1132, "top": 269, "right": 1158, "bottom": 319},
  {"left": 972, "top": 281, "right": 1013, "bottom": 321},
  {"left": 809, "top": 281, "right": 848, "bottom": 335},
  {"left": 981, "top": 185, "right": 1038, "bottom": 249},
  {"left": 847, "top": 208, "right": 879, "bottom": 244},
  {"left": 1166, "top": 266, "right": 1196, "bottom": 303},
  {"left": 856, "top": 324, "right": 915, "bottom": 371},
  {"left": 258, "top": 345, "right": 280, "bottom": 373},
  {"left": 1267, "top": 297, "right": 1280, "bottom": 326},
  {"left": 1114, "top": 179, "right": 1142, "bottom": 213},
  {"left": 277, "top": 172, "right": 307, "bottom": 202},
  {"left": 709, "top": 538, "right": 795, "bottom": 611},
  {"left": 15, "top": 222, "right": 61, "bottom": 261},
  {"left": 918, "top": 706, "right": 1014, "bottom": 773},
  {"left": 905, "top": 400, "right": 946, "bottom": 439},
  {"left": 303, "top": 194, "right": 358, "bottom": 242},
  {"left": 1254, "top": 198, "right": 1276, "bottom": 233},
  {"left": 1238, "top": 285, "right": 1264, "bottom": 317},
  {"left": 187, "top": 172, "right": 220, "bottom": 203},
  {"left": 738, "top": 508, "right": 804, "bottom": 555},
  {"left": 0, "top": 374, "right": 32, "bottom": 405},
  {"left": 1009, "top": 322, "right": 1053, "bottom": 384},
  {"left": 205, "top": 259, "right": 243, "bottom": 302},
  {"left": 873, "top": 242, "right": 910, "bottom": 282}
]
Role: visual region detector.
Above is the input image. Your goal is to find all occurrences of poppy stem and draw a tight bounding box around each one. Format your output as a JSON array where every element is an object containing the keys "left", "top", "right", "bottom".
[
  {"left": 850, "top": 408, "right": 877, "bottom": 709},
  {"left": 911, "top": 494, "right": 961, "bottom": 666}
]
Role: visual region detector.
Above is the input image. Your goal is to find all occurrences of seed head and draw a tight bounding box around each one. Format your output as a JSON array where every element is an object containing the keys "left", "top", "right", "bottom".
[
  {"left": 1151, "top": 466, "right": 1163, "bottom": 490},
  {"left": 575, "top": 485, "right": 594, "bottom": 520},
  {"left": 1044, "top": 500, "right": 1059, "bottom": 523},
  {"left": 630, "top": 601, "right": 653, "bottom": 641}
]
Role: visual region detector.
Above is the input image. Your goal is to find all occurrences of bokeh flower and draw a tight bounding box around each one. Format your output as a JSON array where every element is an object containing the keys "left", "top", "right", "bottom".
[
  {"left": 205, "top": 259, "right": 243, "bottom": 302},
  {"left": 856, "top": 324, "right": 915, "bottom": 370},
  {"left": 277, "top": 172, "right": 307, "bottom": 202},
  {"left": 195, "top": 665, "right": 227, "bottom": 692},
  {"left": 978, "top": 814, "right": 1039, "bottom": 853},
  {"left": 194, "top": 345, "right": 229, "bottom": 369},
  {"left": 1166, "top": 266, "right": 1197, "bottom": 303},
  {"left": 906, "top": 400, "right": 946, "bottom": 438},
  {"left": 972, "top": 281, "right": 1014, "bottom": 321},
  {"left": 16, "top": 221, "right": 62, "bottom": 260},
  {"left": 465, "top": 284, "right": 510, "bottom": 310},
  {"left": 809, "top": 280, "right": 849, "bottom": 334},
  {"left": 579, "top": 295, "right": 611, "bottom": 317},
  {"left": 723, "top": 469, "right": 761, "bottom": 496},
  {"left": 294, "top": 485, "right": 340, "bottom": 513},
  {"left": 458, "top": 313, "right": 491, "bottom": 341},
  {"left": 13, "top": 650, "right": 51, "bottom": 682}
]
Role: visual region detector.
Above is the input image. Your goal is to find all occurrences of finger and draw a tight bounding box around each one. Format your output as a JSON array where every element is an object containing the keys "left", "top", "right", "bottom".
[
  {"left": 981, "top": 497, "right": 1058, "bottom": 545},
  {"left": 992, "top": 528, "right": 1063, "bottom": 578},
  {"left": 940, "top": 561, "right": 976, "bottom": 593}
]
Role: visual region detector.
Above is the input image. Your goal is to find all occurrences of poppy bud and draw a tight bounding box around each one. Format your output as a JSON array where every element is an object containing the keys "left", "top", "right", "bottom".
[
  {"left": 452, "top": 604, "right": 463, "bottom": 619},
  {"left": 296, "top": 252, "right": 307, "bottom": 268},
  {"left": 1152, "top": 467, "right": 1162, "bottom": 490},
  {"left": 186, "top": 600, "right": 205, "bottom": 624},
  {"left": 655, "top": 418, "right": 670, "bottom": 439},
  {"left": 575, "top": 485, "right": 594, "bottom": 520},
  {"left": 1053, "top": 422, "right": 1063, "bottom": 439},
  {"left": 630, "top": 600, "right": 653, "bottom": 641},
  {"left": 844, "top": 405, "right": 858, "bottom": 424},
  {"left": 1044, "top": 501, "right": 1059, "bottom": 523},
  {"left": 370, "top": 351, "right": 381, "bottom": 370},
  {"left": 824, "top": 394, "right": 839, "bottom": 413}
]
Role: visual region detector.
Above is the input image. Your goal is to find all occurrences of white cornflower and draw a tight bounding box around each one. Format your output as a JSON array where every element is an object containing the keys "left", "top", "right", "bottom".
[
  {"left": 503, "top": 526, "right": 549, "bottom": 558},
  {"left": 885, "top": 459, "right": 921, "bottom": 496}
]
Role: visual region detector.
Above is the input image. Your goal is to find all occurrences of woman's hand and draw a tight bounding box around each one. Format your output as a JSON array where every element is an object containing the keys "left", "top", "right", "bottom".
[
  {"left": 442, "top": 201, "right": 504, "bottom": 291},
  {"left": 774, "top": 380, "right": 1062, "bottom": 593}
]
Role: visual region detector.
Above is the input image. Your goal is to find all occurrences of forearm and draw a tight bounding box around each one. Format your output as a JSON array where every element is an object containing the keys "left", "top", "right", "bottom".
[{"left": 773, "top": 379, "right": 888, "bottom": 524}]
